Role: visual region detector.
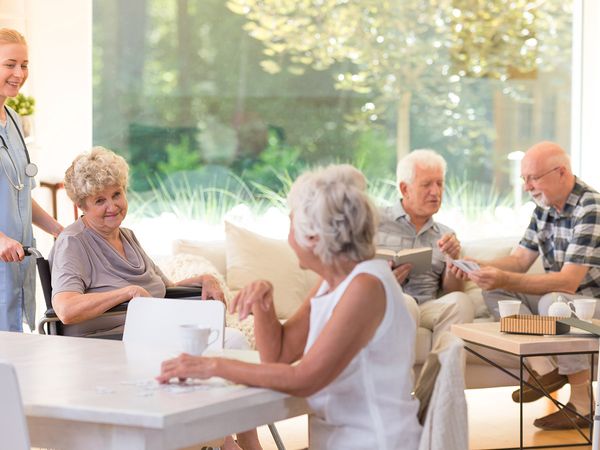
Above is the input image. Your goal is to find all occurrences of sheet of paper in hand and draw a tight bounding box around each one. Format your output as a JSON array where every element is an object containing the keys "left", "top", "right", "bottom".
[
  {"left": 375, "top": 247, "right": 433, "bottom": 274},
  {"left": 451, "top": 259, "right": 481, "bottom": 273}
]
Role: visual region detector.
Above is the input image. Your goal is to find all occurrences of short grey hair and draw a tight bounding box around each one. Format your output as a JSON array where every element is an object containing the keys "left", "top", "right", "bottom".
[
  {"left": 396, "top": 149, "right": 447, "bottom": 185},
  {"left": 287, "top": 164, "right": 378, "bottom": 265},
  {"left": 64, "top": 146, "right": 129, "bottom": 208}
]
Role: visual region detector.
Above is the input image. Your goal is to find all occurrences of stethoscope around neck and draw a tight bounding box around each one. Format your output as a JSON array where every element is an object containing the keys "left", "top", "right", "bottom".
[{"left": 0, "top": 107, "right": 38, "bottom": 191}]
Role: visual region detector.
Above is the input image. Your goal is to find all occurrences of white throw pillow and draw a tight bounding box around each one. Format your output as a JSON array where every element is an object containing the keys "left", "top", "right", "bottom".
[{"left": 225, "top": 221, "right": 319, "bottom": 319}]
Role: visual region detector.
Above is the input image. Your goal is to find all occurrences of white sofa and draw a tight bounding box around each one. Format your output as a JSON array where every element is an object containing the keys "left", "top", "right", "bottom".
[{"left": 163, "top": 222, "right": 543, "bottom": 389}]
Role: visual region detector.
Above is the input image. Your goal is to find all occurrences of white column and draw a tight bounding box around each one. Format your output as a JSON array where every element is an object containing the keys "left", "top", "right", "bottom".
[
  {"left": 23, "top": 0, "right": 92, "bottom": 183},
  {"left": 572, "top": 0, "right": 600, "bottom": 190}
]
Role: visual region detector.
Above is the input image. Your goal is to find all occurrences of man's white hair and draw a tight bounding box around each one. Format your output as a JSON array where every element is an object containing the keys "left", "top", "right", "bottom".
[
  {"left": 396, "top": 149, "right": 447, "bottom": 185},
  {"left": 287, "top": 164, "right": 378, "bottom": 265}
]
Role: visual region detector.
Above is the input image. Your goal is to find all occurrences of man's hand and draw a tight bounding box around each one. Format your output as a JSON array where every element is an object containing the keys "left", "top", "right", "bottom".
[
  {"left": 447, "top": 261, "right": 470, "bottom": 281},
  {"left": 391, "top": 263, "right": 412, "bottom": 284},
  {"left": 0, "top": 234, "right": 25, "bottom": 263},
  {"left": 469, "top": 266, "right": 509, "bottom": 290},
  {"left": 437, "top": 232, "right": 461, "bottom": 260}
]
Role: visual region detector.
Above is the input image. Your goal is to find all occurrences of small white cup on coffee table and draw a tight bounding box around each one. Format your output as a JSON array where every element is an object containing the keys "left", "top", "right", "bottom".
[{"left": 498, "top": 300, "right": 522, "bottom": 318}]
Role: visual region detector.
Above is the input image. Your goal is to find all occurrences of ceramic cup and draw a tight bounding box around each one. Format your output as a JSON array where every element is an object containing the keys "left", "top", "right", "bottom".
[
  {"left": 179, "top": 325, "right": 219, "bottom": 356},
  {"left": 568, "top": 299, "right": 597, "bottom": 322},
  {"left": 498, "top": 300, "right": 522, "bottom": 318}
]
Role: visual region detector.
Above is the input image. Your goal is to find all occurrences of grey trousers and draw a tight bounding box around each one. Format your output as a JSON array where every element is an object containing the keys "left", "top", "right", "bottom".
[{"left": 484, "top": 289, "right": 598, "bottom": 375}]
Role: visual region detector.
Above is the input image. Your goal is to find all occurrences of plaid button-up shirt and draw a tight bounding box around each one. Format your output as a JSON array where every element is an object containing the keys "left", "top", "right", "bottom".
[{"left": 519, "top": 178, "right": 600, "bottom": 297}]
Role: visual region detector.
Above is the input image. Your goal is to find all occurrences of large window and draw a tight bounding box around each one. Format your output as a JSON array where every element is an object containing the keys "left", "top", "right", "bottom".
[{"left": 93, "top": 0, "right": 573, "bottom": 248}]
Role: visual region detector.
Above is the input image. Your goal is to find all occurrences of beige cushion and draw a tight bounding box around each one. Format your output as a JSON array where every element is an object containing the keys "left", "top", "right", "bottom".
[
  {"left": 172, "top": 239, "right": 226, "bottom": 275},
  {"left": 225, "top": 221, "right": 319, "bottom": 319}
]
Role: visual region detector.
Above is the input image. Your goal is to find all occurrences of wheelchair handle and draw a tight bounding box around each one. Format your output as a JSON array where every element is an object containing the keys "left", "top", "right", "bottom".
[{"left": 23, "top": 246, "right": 43, "bottom": 259}]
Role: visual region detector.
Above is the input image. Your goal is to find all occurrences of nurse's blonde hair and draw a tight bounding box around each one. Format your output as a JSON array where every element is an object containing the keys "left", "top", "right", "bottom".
[
  {"left": 0, "top": 28, "right": 27, "bottom": 46},
  {"left": 64, "top": 147, "right": 129, "bottom": 208}
]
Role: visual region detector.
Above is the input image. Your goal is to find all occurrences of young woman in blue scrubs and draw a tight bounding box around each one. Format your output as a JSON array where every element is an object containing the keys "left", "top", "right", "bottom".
[{"left": 0, "top": 28, "right": 63, "bottom": 331}]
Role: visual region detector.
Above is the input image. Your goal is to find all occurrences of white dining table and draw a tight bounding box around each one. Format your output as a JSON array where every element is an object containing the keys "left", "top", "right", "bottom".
[{"left": 0, "top": 331, "right": 308, "bottom": 450}]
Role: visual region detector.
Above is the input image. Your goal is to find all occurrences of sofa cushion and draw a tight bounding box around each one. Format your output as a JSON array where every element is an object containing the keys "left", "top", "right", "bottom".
[
  {"left": 172, "top": 239, "right": 227, "bottom": 276},
  {"left": 225, "top": 221, "right": 320, "bottom": 319}
]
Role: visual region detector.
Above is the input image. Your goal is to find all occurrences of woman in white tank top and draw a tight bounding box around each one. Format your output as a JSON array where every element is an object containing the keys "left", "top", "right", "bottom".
[{"left": 158, "top": 165, "right": 422, "bottom": 449}]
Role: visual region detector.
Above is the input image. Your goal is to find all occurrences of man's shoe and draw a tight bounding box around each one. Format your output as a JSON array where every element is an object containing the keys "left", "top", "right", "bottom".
[
  {"left": 511, "top": 368, "right": 568, "bottom": 403},
  {"left": 533, "top": 403, "right": 591, "bottom": 430}
]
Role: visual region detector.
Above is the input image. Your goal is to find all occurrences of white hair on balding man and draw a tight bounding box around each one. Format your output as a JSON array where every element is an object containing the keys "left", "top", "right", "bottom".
[
  {"left": 396, "top": 149, "right": 447, "bottom": 186},
  {"left": 287, "top": 164, "right": 378, "bottom": 266}
]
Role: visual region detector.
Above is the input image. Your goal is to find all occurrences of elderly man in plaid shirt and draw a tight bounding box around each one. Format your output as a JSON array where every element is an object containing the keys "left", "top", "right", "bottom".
[{"left": 452, "top": 141, "right": 600, "bottom": 430}]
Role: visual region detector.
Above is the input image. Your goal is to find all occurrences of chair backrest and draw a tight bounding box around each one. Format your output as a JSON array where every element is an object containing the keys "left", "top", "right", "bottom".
[
  {"left": 122, "top": 297, "right": 226, "bottom": 351},
  {"left": 36, "top": 256, "right": 53, "bottom": 310},
  {"left": 416, "top": 332, "right": 468, "bottom": 450},
  {"left": 0, "top": 360, "right": 30, "bottom": 450},
  {"left": 414, "top": 352, "right": 441, "bottom": 425}
]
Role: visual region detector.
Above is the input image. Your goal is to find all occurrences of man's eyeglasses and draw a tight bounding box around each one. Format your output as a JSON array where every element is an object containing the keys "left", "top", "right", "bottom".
[{"left": 520, "top": 167, "right": 560, "bottom": 185}]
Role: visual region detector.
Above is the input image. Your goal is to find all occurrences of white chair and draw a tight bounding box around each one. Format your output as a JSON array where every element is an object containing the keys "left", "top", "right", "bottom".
[
  {"left": 123, "top": 298, "right": 226, "bottom": 449},
  {"left": 0, "top": 360, "right": 30, "bottom": 450},
  {"left": 123, "top": 297, "right": 226, "bottom": 351},
  {"left": 416, "top": 332, "right": 468, "bottom": 450}
]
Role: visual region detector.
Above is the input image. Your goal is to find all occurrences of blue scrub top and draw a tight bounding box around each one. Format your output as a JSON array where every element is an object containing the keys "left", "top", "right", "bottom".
[{"left": 0, "top": 106, "right": 36, "bottom": 331}]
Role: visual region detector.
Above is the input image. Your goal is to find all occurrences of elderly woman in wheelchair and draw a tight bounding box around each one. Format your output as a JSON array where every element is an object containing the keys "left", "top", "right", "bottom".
[{"left": 49, "top": 147, "right": 244, "bottom": 347}]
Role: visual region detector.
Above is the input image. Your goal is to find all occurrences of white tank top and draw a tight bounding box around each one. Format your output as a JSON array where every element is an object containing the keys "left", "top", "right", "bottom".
[{"left": 304, "top": 259, "right": 422, "bottom": 449}]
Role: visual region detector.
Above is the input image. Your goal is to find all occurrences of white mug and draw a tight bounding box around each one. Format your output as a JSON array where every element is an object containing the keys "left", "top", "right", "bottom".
[
  {"left": 568, "top": 299, "right": 597, "bottom": 322},
  {"left": 498, "top": 300, "right": 522, "bottom": 318},
  {"left": 179, "top": 325, "right": 220, "bottom": 355}
]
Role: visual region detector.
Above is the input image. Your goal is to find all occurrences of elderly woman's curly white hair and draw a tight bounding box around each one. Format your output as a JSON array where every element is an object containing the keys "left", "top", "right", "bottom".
[
  {"left": 287, "top": 164, "right": 378, "bottom": 265},
  {"left": 64, "top": 146, "right": 129, "bottom": 207}
]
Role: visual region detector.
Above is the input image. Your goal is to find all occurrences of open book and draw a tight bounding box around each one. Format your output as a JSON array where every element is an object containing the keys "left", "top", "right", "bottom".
[{"left": 375, "top": 247, "right": 433, "bottom": 274}]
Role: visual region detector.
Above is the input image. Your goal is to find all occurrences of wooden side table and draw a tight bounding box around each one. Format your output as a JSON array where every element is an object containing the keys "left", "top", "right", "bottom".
[
  {"left": 39, "top": 181, "right": 78, "bottom": 221},
  {"left": 452, "top": 322, "right": 597, "bottom": 449}
]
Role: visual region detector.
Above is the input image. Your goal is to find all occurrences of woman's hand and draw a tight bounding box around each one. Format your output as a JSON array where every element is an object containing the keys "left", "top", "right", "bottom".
[
  {"left": 124, "top": 285, "right": 151, "bottom": 299},
  {"left": 0, "top": 233, "right": 25, "bottom": 262},
  {"left": 230, "top": 280, "right": 274, "bottom": 321},
  {"left": 199, "top": 274, "right": 225, "bottom": 302},
  {"left": 156, "top": 353, "right": 217, "bottom": 384}
]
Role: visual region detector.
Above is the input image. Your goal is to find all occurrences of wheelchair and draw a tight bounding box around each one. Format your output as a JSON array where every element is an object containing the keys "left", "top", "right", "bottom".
[{"left": 24, "top": 246, "right": 202, "bottom": 338}]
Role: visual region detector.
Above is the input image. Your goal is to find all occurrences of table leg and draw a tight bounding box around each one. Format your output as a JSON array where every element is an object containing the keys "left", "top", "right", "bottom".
[
  {"left": 464, "top": 345, "right": 594, "bottom": 449},
  {"left": 520, "top": 356, "right": 524, "bottom": 450},
  {"left": 591, "top": 353, "right": 595, "bottom": 443}
]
